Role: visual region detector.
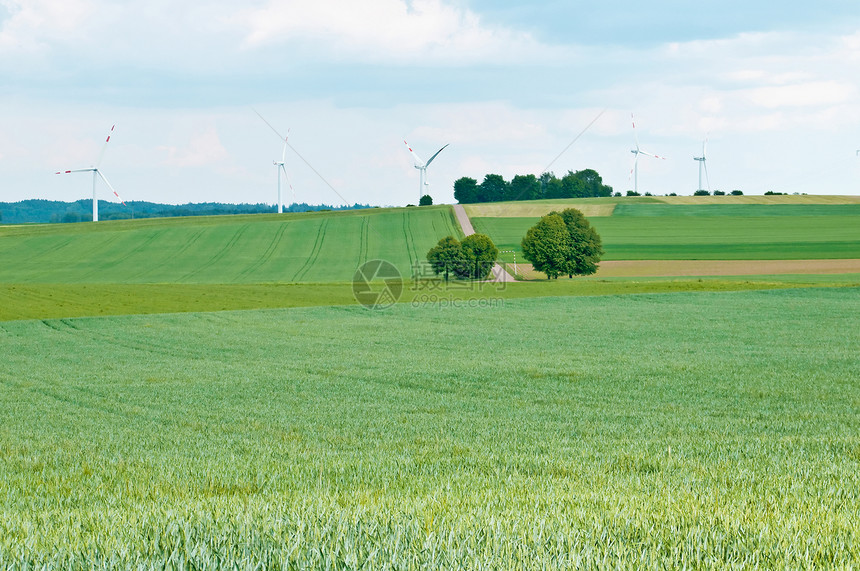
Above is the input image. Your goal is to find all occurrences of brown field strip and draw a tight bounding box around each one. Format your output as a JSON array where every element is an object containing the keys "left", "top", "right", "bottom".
[
  {"left": 510, "top": 259, "right": 860, "bottom": 279},
  {"left": 653, "top": 195, "right": 860, "bottom": 205},
  {"left": 463, "top": 203, "right": 616, "bottom": 218}
]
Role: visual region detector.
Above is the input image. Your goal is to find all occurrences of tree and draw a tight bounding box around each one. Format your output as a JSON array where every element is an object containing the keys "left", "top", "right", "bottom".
[
  {"left": 478, "top": 174, "right": 508, "bottom": 203},
  {"left": 454, "top": 177, "right": 479, "bottom": 204},
  {"left": 693, "top": 189, "right": 710, "bottom": 196},
  {"left": 508, "top": 174, "right": 540, "bottom": 201},
  {"left": 731, "top": 190, "right": 744, "bottom": 196},
  {"left": 555, "top": 208, "right": 603, "bottom": 277},
  {"left": 426, "top": 236, "right": 463, "bottom": 282},
  {"left": 459, "top": 233, "right": 499, "bottom": 280},
  {"left": 520, "top": 213, "right": 570, "bottom": 279},
  {"left": 419, "top": 194, "right": 433, "bottom": 206}
]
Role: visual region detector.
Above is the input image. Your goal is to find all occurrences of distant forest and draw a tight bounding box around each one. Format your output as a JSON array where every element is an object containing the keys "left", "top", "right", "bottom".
[
  {"left": 0, "top": 200, "right": 373, "bottom": 225},
  {"left": 454, "top": 169, "right": 613, "bottom": 204}
]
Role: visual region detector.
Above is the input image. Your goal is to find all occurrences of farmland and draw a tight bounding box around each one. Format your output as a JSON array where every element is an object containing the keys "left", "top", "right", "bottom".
[
  {"left": 1, "top": 288, "right": 858, "bottom": 567},
  {"left": 471, "top": 201, "right": 860, "bottom": 262},
  {"left": 1, "top": 197, "right": 859, "bottom": 567},
  {"left": 0, "top": 206, "right": 461, "bottom": 284}
]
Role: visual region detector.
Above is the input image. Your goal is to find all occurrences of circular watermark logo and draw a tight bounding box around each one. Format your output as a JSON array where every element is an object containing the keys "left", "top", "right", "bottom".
[{"left": 352, "top": 259, "right": 403, "bottom": 310}]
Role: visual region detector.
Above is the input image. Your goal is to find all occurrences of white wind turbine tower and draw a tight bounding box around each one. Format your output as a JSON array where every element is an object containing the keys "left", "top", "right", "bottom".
[
  {"left": 404, "top": 140, "right": 449, "bottom": 204},
  {"left": 694, "top": 137, "right": 710, "bottom": 192},
  {"left": 254, "top": 110, "right": 294, "bottom": 213},
  {"left": 55, "top": 124, "right": 125, "bottom": 222},
  {"left": 629, "top": 113, "right": 666, "bottom": 194}
]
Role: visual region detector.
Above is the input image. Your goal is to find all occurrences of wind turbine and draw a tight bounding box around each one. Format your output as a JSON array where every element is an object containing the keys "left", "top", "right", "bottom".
[
  {"left": 694, "top": 137, "right": 710, "bottom": 192},
  {"left": 629, "top": 113, "right": 666, "bottom": 194},
  {"left": 404, "top": 140, "right": 449, "bottom": 204},
  {"left": 254, "top": 111, "right": 294, "bottom": 213},
  {"left": 55, "top": 124, "right": 125, "bottom": 222}
]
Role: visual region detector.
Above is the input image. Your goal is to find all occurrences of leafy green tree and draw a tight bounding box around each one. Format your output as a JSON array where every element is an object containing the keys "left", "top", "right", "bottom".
[
  {"left": 419, "top": 194, "right": 433, "bottom": 206},
  {"left": 426, "top": 236, "right": 463, "bottom": 282},
  {"left": 556, "top": 208, "right": 603, "bottom": 277},
  {"left": 542, "top": 173, "right": 566, "bottom": 199},
  {"left": 454, "top": 177, "right": 479, "bottom": 204},
  {"left": 561, "top": 170, "right": 585, "bottom": 198},
  {"left": 694, "top": 189, "right": 710, "bottom": 196},
  {"left": 520, "top": 213, "right": 570, "bottom": 279},
  {"left": 508, "top": 174, "right": 540, "bottom": 201},
  {"left": 459, "top": 233, "right": 499, "bottom": 280},
  {"left": 478, "top": 174, "right": 508, "bottom": 203},
  {"left": 731, "top": 190, "right": 743, "bottom": 196}
]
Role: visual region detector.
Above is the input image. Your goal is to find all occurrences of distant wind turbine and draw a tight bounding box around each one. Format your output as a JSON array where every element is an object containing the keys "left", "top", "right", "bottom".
[
  {"left": 404, "top": 140, "right": 449, "bottom": 204},
  {"left": 253, "top": 111, "right": 294, "bottom": 213},
  {"left": 694, "top": 137, "right": 710, "bottom": 192},
  {"left": 629, "top": 113, "right": 666, "bottom": 194},
  {"left": 254, "top": 109, "right": 350, "bottom": 207},
  {"left": 55, "top": 124, "right": 125, "bottom": 222}
]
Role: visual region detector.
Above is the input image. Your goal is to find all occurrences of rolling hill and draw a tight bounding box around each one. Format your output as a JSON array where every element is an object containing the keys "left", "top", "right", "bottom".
[{"left": 0, "top": 206, "right": 462, "bottom": 284}]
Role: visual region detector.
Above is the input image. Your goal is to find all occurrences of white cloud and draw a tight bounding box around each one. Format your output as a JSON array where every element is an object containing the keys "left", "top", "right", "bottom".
[
  {"left": 747, "top": 81, "right": 855, "bottom": 108},
  {"left": 159, "top": 127, "right": 230, "bottom": 168},
  {"left": 238, "top": 0, "right": 555, "bottom": 64},
  {"left": 0, "top": 0, "right": 96, "bottom": 52}
]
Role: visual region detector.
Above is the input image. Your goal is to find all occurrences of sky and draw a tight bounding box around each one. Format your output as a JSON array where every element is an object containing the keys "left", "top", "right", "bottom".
[{"left": 1, "top": 0, "right": 860, "bottom": 208}]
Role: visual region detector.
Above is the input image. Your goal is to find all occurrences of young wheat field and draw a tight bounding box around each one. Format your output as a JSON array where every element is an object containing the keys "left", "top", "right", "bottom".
[{"left": 1, "top": 287, "right": 858, "bottom": 568}]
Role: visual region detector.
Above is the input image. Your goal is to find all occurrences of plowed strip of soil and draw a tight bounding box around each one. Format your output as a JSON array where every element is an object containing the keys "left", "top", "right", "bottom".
[{"left": 513, "top": 259, "right": 860, "bottom": 278}]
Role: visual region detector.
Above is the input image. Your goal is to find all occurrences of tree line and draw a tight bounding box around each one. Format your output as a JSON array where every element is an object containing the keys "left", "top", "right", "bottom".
[
  {"left": 453, "top": 169, "right": 613, "bottom": 204},
  {"left": 0, "top": 199, "right": 372, "bottom": 225}
]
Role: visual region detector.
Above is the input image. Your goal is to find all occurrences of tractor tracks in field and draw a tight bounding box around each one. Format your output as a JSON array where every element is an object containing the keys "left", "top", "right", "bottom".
[
  {"left": 180, "top": 224, "right": 252, "bottom": 282},
  {"left": 402, "top": 210, "right": 418, "bottom": 268},
  {"left": 292, "top": 219, "right": 329, "bottom": 282},
  {"left": 358, "top": 216, "right": 369, "bottom": 266},
  {"left": 125, "top": 228, "right": 207, "bottom": 282},
  {"left": 236, "top": 222, "right": 290, "bottom": 282}
]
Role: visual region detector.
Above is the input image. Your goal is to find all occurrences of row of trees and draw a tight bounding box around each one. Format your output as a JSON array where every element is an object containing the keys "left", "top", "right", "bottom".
[
  {"left": 425, "top": 207, "right": 604, "bottom": 282},
  {"left": 454, "top": 169, "right": 613, "bottom": 204},
  {"left": 0, "top": 199, "right": 372, "bottom": 225}
]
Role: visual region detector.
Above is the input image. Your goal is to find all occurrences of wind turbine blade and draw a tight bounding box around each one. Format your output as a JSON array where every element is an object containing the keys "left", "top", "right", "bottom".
[
  {"left": 96, "top": 170, "right": 126, "bottom": 205},
  {"left": 542, "top": 108, "right": 607, "bottom": 173},
  {"left": 253, "top": 109, "right": 286, "bottom": 141},
  {"left": 95, "top": 124, "right": 115, "bottom": 168},
  {"left": 281, "top": 140, "right": 288, "bottom": 163},
  {"left": 403, "top": 140, "right": 425, "bottom": 166},
  {"left": 56, "top": 168, "right": 96, "bottom": 174},
  {"left": 424, "top": 143, "right": 449, "bottom": 167},
  {"left": 703, "top": 136, "right": 709, "bottom": 159},
  {"left": 631, "top": 113, "right": 640, "bottom": 151},
  {"left": 629, "top": 155, "right": 637, "bottom": 180},
  {"left": 280, "top": 164, "right": 295, "bottom": 203}
]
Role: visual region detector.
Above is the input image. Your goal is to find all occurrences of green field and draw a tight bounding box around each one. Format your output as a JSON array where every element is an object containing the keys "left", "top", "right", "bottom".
[
  {"left": 1, "top": 288, "right": 858, "bottom": 567},
  {"left": 0, "top": 206, "right": 461, "bottom": 284},
  {"left": 473, "top": 206, "right": 860, "bottom": 261}
]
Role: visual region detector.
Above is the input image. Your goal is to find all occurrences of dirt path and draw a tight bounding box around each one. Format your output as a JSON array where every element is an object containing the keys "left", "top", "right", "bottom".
[{"left": 452, "top": 204, "right": 515, "bottom": 282}]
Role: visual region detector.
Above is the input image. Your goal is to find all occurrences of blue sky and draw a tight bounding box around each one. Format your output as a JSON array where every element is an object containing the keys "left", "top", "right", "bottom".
[{"left": 1, "top": 0, "right": 859, "bottom": 208}]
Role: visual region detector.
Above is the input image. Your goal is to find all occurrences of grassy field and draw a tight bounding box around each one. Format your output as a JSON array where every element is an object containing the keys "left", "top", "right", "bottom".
[
  {"left": 474, "top": 210, "right": 860, "bottom": 261},
  {"left": 463, "top": 194, "right": 860, "bottom": 218},
  {"left": 0, "top": 206, "right": 461, "bottom": 284},
  {"left": 1, "top": 288, "right": 858, "bottom": 567},
  {"left": 5, "top": 276, "right": 859, "bottom": 321}
]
